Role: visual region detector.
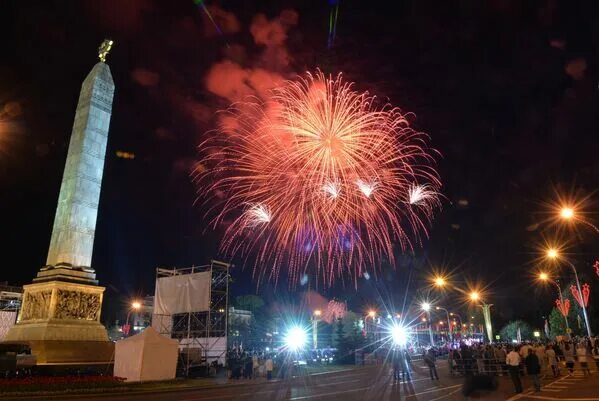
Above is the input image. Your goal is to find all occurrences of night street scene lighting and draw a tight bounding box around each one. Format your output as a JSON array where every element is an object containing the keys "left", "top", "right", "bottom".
[{"left": 2, "top": 2, "right": 599, "bottom": 399}]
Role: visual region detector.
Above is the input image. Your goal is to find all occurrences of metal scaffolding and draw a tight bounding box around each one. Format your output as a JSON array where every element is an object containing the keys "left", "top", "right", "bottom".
[{"left": 152, "top": 260, "right": 230, "bottom": 376}]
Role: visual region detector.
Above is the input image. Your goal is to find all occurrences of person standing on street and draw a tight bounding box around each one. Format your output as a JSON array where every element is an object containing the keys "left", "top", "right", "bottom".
[
  {"left": 392, "top": 349, "right": 402, "bottom": 383},
  {"left": 265, "top": 355, "right": 274, "bottom": 380},
  {"left": 525, "top": 348, "right": 542, "bottom": 393},
  {"left": 576, "top": 342, "right": 591, "bottom": 376},
  {"left": 563, "top": 342, "right": 575, "bottom": 374},
  {"left": 402, "top": 349, "right": 412, "bottom": 381},
  {"left": 424, "top": 348, "right": 439, "bottom": 380},
  {"left": 506, "top": 346, "right": 523, "bottom": 394},
  {"left": 546, "top": 345, "right": 559, "bottom": 377}
]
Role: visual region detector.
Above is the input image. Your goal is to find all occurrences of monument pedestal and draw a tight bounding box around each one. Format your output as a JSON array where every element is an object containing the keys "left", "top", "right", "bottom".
[{"left": 4, "top": 270, "right": 113, "bottom": 364}]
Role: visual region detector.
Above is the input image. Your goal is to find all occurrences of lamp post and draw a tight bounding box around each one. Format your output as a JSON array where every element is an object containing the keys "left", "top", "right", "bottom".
[
  {"left": 545, "top": 248, "right": 592, "bottom": 337},
  {"left": 421, "top": 302, "right": 434, "bottom": 346},
  {"left": 124, "top": 301, "right": 142, "bottom": 336},
  {"left": 312, "top": 310, "right": 321, "bottom": 350},
  {"left": 469, "top": 291, "right": 493, "bottom": 343},
  {"left": 538, "top": 272, "right": 570, "bottom": 338},
  {"left": 435, "top": 306, "right": 453, "bottom": 342},
  {"left": 559, "top": 206, "right": 599, "bottom": 235}
]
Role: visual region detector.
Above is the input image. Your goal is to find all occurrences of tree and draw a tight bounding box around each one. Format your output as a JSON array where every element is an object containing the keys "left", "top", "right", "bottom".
[
  {"left": 499, "top": 320, "right": 533, "bottom": 342},
  {"left": 548, "top": 307, "right": 567, "bottom": 339}
]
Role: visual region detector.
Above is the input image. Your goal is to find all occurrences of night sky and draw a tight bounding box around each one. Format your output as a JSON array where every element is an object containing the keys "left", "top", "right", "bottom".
[{"left": 1, "top": 0, "right": 598, "bottom": 328}]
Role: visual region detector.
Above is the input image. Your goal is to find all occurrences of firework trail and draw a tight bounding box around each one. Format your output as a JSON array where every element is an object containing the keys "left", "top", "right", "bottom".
[
  {"left": 327, "top": 0, "right": 340, "bottom": 49},
  {"left": 197, "top": 71, "right": 441, "bottom": 286}
]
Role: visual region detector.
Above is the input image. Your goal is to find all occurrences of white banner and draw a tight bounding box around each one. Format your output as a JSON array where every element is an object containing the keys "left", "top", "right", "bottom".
[{"left": 153, "top": 271, "right": 211, "bottom": 315}]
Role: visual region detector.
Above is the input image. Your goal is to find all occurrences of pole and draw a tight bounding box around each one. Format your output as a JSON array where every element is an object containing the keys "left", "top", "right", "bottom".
[
  {"left": 312, "top": 317, "right": 318, "bottom": 350},
  {"left": 437, "top": 307, "right": 453, "bottom": 343},
  {"left": 566, "top": 260, "right": 592, "bottom": 337},
  {"left": 427, "top": 311, "right": 434, "bottom": 346}
]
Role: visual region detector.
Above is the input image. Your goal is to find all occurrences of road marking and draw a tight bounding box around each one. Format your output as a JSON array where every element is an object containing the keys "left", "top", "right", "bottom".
[
  {"left": 506, "top": 373, "right": 574, "bottom": 401},
  {"left": 289, "top": 386, "right": 369, "bottom": 399},
  {"left": 519, "top": 396, "right": 599, "bottom": 401},
  {"left": 404, "top": 384, "right": 461, "bottom": 398},
  {"left": 309, "top": 368, "right": 361, "bottom": 376},
  {"left": 428, "top": 387, "right": 462, "bottom": 401}
]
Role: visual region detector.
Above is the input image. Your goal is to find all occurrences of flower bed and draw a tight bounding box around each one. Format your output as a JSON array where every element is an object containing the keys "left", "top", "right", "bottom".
[{"left": 0, "top": 375, "right": 126, "bottom": 393}]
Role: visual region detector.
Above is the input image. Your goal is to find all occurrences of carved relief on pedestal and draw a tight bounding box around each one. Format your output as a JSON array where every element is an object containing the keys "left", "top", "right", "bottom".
[
  {"left": 54, "top": 289, "right": 101, "bottom": 321},
  {"left": 20, "top": 291, "right": 53, "bottom": 321}
]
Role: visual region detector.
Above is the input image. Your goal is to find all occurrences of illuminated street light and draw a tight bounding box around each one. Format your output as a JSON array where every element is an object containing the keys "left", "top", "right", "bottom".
[
  {"left": 433, "top": 276, "right": 446, "bottom": 287},
  {"left": 124, "top": 300, "right": 142, "bottom": 336},
  {"left": 312, "top": 310, "right": 322, "bottom": 350},
  {"left": 560, "top": 207, "right": 574, "bottom": 220},
  {"left": 368, "top": 310, "right": 376, "bottom": 318},
  {"left": 285, "top": 326, "right": 308, "bottom": 351},
  {"left": 420, "top": 302, "right": 434, "bottom": 346},
  {"left": 436, "top": 306, "right": 453, "bottom": 342},
  {"left": 536, "top": 271, "right": 570, "bottom": 337},
  {"left": 468, "top": 292, "right": 494, "bottom": 343},
  {"left": 546, "top": 248, "right": 559, "bottom": 259}
]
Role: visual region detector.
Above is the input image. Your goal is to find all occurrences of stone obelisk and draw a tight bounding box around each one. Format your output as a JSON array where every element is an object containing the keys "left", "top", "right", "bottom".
[{"left": 4, "top": 40, "right": 116, "bottom": 364}]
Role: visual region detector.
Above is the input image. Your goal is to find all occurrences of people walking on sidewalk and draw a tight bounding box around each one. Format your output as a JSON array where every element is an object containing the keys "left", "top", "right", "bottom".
[
  {"left": 546, "top": 344, "right": 559, "bottom": 377},
  {"left": 563, "top": 343, "right": 575, "bottom": 374},
  {"left": 576, "top": 342, "right": 591, "bottom": 376},
  {"left": 506, "top": 346, "right": 523, "bottom": 394},
  {"left": 525, "top": 348, "right": 542, "bottom": 393},
  {"left": 424, "top": 348, "right": 439, "bottom": 380}
]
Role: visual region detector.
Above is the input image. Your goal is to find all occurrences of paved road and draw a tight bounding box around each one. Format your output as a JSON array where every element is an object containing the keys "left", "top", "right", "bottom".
[{"left": 15, "top": 363, "right": 599, "bottom": 401}]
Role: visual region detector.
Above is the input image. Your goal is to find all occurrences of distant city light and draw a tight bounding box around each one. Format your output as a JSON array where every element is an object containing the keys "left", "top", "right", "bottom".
[{"left": 421, "top": 302, "right": 431, "bottom": 312}]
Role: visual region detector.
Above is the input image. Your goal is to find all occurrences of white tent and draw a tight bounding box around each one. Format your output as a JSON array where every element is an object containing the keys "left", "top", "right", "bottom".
[{"left": 114, "top": 327, "right": 179, "bottom": 382}]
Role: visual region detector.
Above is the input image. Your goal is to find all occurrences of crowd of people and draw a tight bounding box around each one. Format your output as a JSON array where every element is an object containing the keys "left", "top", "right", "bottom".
[
  {"left": 444, "top": 336, "right": 598, "bottom": 394},
  {"left": 226, "top": 352, "right": 275, "bottom": 380}
]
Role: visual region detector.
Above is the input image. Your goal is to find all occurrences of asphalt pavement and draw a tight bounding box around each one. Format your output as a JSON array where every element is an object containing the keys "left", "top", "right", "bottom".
[{"left": 11, "top": 362, "right": 599, "bottom": 401}]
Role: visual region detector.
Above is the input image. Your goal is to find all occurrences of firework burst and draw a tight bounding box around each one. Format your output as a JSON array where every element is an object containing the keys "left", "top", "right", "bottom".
[{"left": 197, "top": 71, "right": 441, "bottom": 286}]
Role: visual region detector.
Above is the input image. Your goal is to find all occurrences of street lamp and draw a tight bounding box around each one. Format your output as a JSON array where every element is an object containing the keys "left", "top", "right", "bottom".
[
  {"left": 366, "top": 310, "right": 377, "bottom": 338},
  {"left": 468, "top": 292, "right": 493, "bottom": 343},
  {"left": 312, "top": 310, "right": 322, "bottom": 350},
  {"left": 125, "top": 300, "right": 142, "bottom": 336},
  {"left": 538, "top": 272, "right": 571, "bottom": 338},
  {"left": 433, "top": 276, "right": 447, "bottom": 288},
  {"left": 560, "top": 207, "right": 574, "bottom": 220},
  {"left": 545, "top": 248, "right": 592, "bottom": 336},
  {"left": 557, "top": 205, "right": 599, "bottom": 234},
  {"left": 421, "top": 302, "right": 434, "bottom": 346},
  {"left": 435, "top": 306, "right": 453, "bottom": 342}
]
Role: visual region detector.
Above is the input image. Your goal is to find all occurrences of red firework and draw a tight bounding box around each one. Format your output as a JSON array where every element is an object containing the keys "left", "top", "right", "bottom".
[{"left": 197, "top": 71, "right": 441, "bottom": 286}]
